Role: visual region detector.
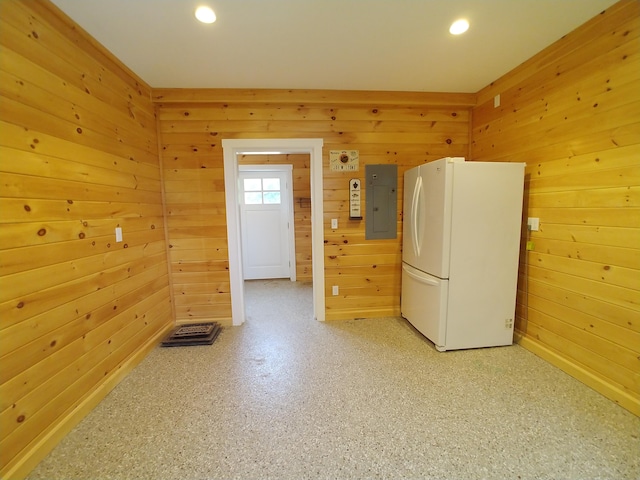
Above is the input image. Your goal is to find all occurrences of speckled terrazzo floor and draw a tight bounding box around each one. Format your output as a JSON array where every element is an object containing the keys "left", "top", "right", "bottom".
[{"left": 27, "top": 279, "right": 639, "bottom": 480}]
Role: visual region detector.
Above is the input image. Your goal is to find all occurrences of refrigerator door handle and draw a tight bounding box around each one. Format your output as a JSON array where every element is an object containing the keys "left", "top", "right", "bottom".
[
  {"left": 402, "top": 264, "right": 439, "bottom": 286},
  {"left": 412, "top": 176, "right": 422, "bottom": 257}
]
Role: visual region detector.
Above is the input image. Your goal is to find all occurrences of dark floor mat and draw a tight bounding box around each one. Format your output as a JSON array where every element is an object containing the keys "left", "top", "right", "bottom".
[{"left": 161, "top": 322, "right": 222, "bottom": 347}]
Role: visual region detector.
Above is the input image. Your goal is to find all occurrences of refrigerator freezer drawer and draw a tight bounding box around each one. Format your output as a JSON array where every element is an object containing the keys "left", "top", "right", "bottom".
[{"left": 400, "top": 263, "right": 448, "bottom": 351}]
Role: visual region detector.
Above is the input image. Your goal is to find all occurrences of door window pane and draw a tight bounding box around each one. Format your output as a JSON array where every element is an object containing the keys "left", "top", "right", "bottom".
[
  {"left": 263, "top": 178, "right": 280, "bottom": 191},
  {"left": 263, "top": 192, "right": 281, "bottom": 204},
  {"left": 242, "top": 175, "right": 282, "bottom": 205},
  {"left": 244, "top": 192, "right": 263, "bottom": 204},
  {"left": 244, "top": 178, "right": 262, "bottom": 191}
]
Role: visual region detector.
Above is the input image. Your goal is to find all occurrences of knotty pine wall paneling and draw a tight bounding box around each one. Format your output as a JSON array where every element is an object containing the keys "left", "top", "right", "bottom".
[
  {"left": 471, "top": 0, "right": 640, "bottom": 415},
  {"left": 154, "top": 89, "right": 474, "bottom": 322},
  {"left": 0, "top": 1, "right": 173, "bottom": 477}
]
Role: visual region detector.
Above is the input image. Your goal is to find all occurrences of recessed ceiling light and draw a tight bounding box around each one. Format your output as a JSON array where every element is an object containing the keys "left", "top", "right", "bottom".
[
  {"left": 449, "top": 19, "right": 469, "bottom": 35},
  {"left": 195, "top": 6, "right": 216, "bottom": 24}
]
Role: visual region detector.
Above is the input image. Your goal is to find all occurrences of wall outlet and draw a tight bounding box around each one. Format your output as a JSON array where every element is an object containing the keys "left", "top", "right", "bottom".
[
  {"left": 527, "top": 217, "right": 540, "bottom": 231},
  {"left": 332, "top": 285, "right": 339, "bottom": 296}
]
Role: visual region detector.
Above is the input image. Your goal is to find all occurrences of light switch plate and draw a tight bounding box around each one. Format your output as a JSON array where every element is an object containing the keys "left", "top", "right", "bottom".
[
  {"left": 115, "top": 227, "right": 123, "bottom": 242},
  {"left": 527, "top": 217, "right": 540, "bottom": 231},
  {"left": 331, "top": 218, "right": 338, "bottom": 229}
]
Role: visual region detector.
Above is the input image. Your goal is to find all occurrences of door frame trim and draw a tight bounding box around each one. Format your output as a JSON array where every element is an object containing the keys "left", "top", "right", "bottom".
[
  {"left": 238, "top": 164, "right": 296, "bottom": 281},
  {"left": 222, "top": 138, "right": 325, "bottom": 325}
]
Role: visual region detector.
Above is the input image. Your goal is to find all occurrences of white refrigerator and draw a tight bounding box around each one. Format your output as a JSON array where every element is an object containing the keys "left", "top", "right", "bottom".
[{"left": 401, "top": 157, "right": 525, "bottom": 351}]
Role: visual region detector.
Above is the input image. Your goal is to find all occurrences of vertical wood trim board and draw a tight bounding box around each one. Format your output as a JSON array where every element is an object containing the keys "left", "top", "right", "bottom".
[
  {"left": 471, "top": 0, "right": 640, "bottom": 415},
  {"left": 154, "top": 90, "right": 473, "bottom": 323},
  {"left": 0, "top": 1, "right": 173, "bottom": 477},
  {"left": 155, "top": 110, "right": 178, "bottom": 322}
]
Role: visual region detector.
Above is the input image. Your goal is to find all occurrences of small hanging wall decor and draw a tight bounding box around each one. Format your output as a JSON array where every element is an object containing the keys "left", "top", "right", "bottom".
[
  {"left": 329, "top": 150, "right": 359, "bottom": 171},
  {"left": 349, "top": 178, "right": 362, "bottom": 219}
]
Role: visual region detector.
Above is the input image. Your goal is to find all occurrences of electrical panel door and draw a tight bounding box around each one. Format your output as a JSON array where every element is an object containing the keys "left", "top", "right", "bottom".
[{"left": 365, "top": 164, "right": 397, "bottom": 240}]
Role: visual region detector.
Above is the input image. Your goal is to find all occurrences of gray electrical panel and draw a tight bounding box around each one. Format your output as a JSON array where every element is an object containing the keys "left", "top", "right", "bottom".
[{"left": 365, "top": 164, "right": 397, "bottom": 240}]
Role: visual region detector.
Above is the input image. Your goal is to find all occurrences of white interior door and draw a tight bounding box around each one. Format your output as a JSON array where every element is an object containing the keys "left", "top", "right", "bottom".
[{"left": 239, "top": 166, "right": 294, "bottom": 280}]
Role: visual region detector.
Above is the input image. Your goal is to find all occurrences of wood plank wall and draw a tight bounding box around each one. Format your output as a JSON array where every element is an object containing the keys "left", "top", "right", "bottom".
[
  {"left": 471, "top": 0, "right": 640, "bottom": 415},
  {"left": 154, "top": 90, "right": 474, "bottom": 323},
  {"left": 237, "top": 154, "right": 313, "bottom": 282},
  {"left": 0, "top": 1, "right": 174, "bottom": 477}
]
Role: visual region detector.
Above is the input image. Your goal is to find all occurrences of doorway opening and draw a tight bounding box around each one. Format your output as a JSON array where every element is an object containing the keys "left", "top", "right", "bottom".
[{"left": 222, "top": 138, "right": 325, "bottom": 326}]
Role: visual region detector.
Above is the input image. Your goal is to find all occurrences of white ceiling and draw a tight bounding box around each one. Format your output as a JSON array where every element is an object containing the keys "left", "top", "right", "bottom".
[{"left": 50, "top": 0, "right": 618, "bottom": 93}]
